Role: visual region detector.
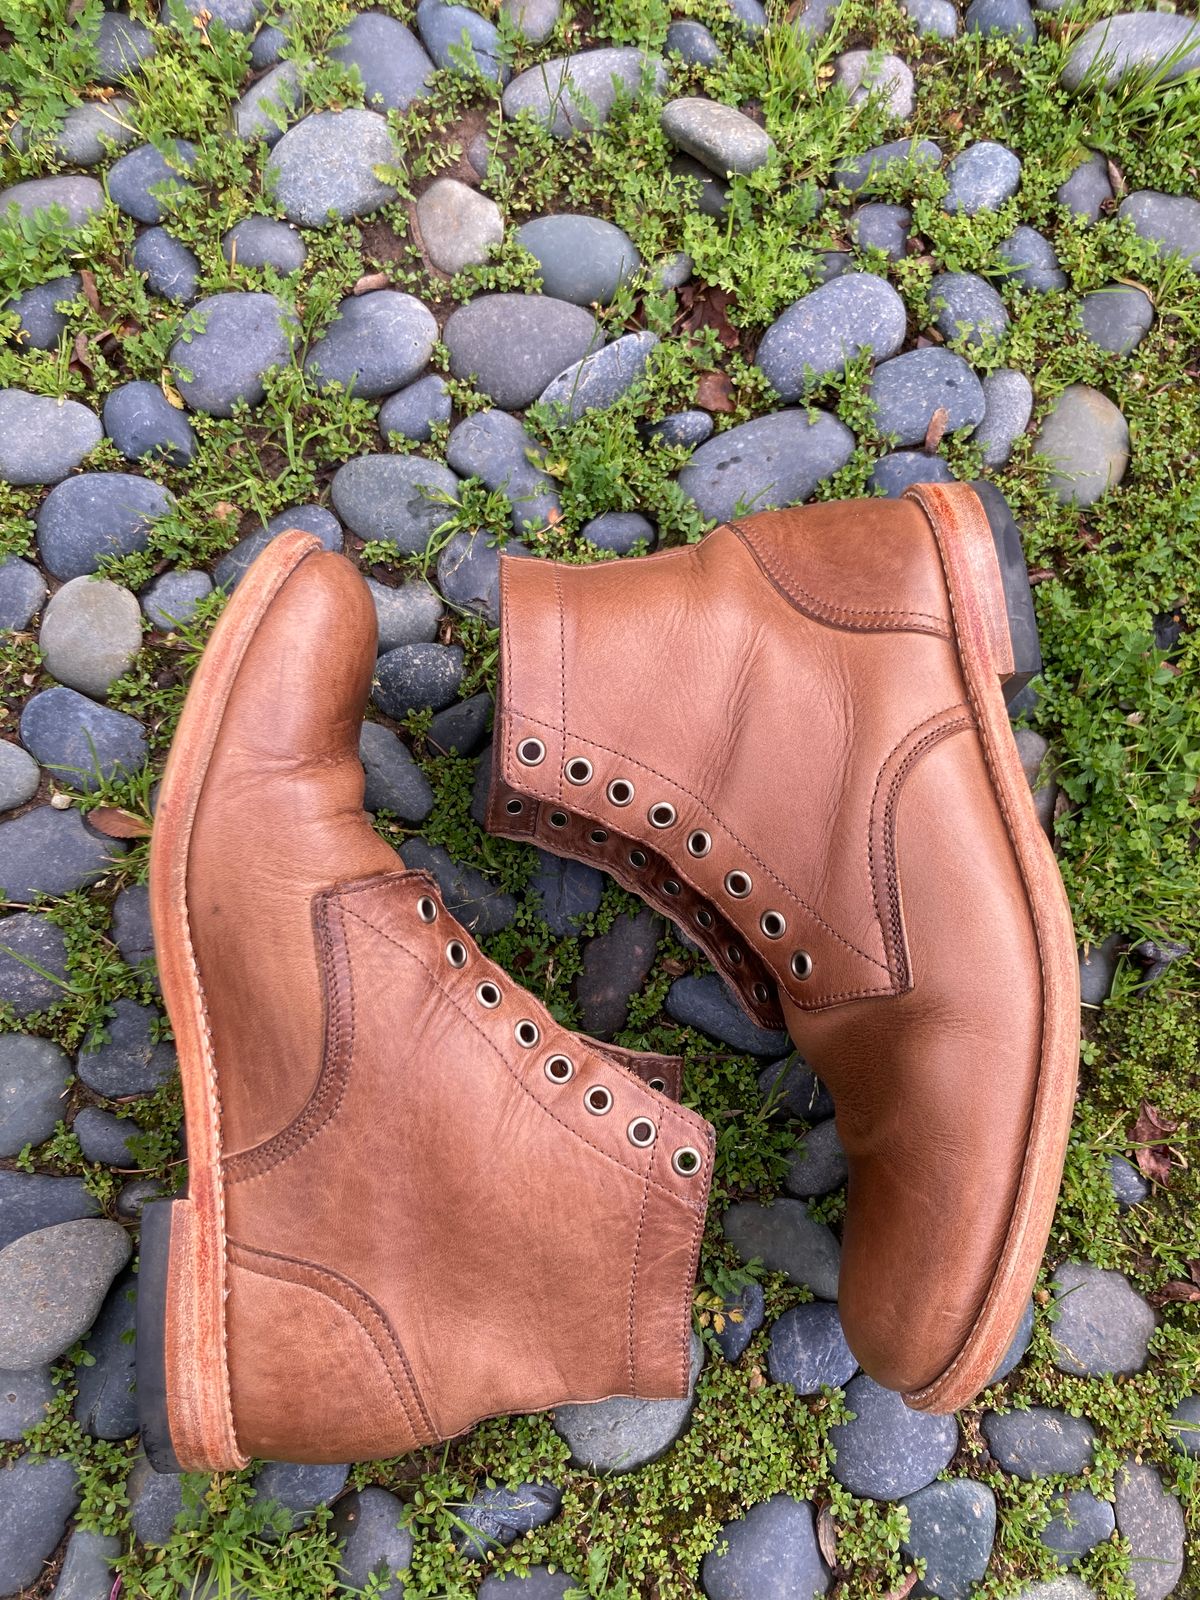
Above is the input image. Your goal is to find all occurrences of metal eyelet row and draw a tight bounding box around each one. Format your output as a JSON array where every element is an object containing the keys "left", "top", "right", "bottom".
[{"left": 538, "top": 1052, "right": 698, "bottom": 1175}]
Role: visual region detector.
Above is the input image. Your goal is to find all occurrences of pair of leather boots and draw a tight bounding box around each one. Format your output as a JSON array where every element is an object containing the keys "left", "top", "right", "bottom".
[{"left": 137, "top": 482, "right": 1078, "bottom": 1472}]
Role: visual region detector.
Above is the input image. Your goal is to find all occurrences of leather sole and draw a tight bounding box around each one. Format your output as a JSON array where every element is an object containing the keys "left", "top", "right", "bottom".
[
  {"left": 138, "top": 530, "right": 323, "bottom": 1472},
  {"left": 901, "top": 483, "right": 1079, "bottom": 1413}
]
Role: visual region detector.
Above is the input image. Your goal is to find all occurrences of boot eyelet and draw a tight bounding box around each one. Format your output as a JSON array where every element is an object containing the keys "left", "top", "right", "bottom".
[
  {"left": 687, "top": 829, "right": 711, "bottom": 858},
  {"left": 724, "top": 870, "right": 752, "bottom": 899},
  {"left": 505, "top": 798, "right": 524, "bottom": 816},
  {"left": 607, "top": 778, "right": 635, "bottom": 807},
  {"left": 515, "top": 1019, "right": 540, "bottom": 1048},
  {"left": 445, "top": 939, "right": 467, "bottom": 968},
  {"left": 565, "top": 757, "right": 593, "bottom": 785},
  {"left": 627, "top": 1117, "right": 656, "bottom": 1148},
  {"left": 416, "top": 896, "right": 438, "bottom": 923},
  {"left": 584, "top": 1084, "right": 613, "bottom": 1116},
  {"left": 752, "top": 981, "right": 770, "bottom": 1004},
  {"left": 672, "top": 1146, "right": 701, "bottom": 1177},
  {"left": 760, "top": 911, "right": 786, "bottom": 940},
  {"left": 648, "top": 1076, "right": 667, "bottom": 1092},
  {"left": 545, "top": 1054, "right": 574, "bottom": 1083},
  {"left": 696, "top": 908, "right": 713, "bottom": 929},
  {"left": 475, "top": 980, "right": 502, "bottom": 1008},
  {"left": 662, "top": 879, "right": 681, "bottom": 896},
  {"left": 628, "top": 849, "right": 648, "bottom": 869},
  {"left": 548, "top": 810, "right": 569, "bottom": 829},
  {"left": 589, "top": 828, "right": 609, "bottom": 845},
  {"left": 517, "top": 737, "right": 545, "bottom": 766},
  {"left": 727, "top": 945, "right": 743, "bottom": 966},
  {"left": 791, "top": 950, "right": 814, "bottom": 981},
  {"left": 649, "top": 802, "right": 676, "bottom": 829}
]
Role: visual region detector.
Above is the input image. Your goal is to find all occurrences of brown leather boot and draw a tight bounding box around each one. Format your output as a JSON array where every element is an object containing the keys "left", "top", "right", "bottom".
[
  {"left": 136, "top": 531, "right": 713, "bottom": 1471},
  {"left": 486, "top": 483, "right": 1079, "bottom": 1413}
]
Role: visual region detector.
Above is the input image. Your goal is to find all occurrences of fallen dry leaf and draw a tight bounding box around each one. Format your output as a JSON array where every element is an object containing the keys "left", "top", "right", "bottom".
[
  {"left": 161, "top": 379, "right": 186, "bottom": 410},
  {"left": 676, "top": 282, "right": 740, "bottom": 351},
  {"left": 353, "top": 271, "right": 390, "bottom": 296},
  {"left": 695, "top": 370, "right": 736, "bottom": 413},
  {"left": 79, "top": 268, "right": 101, "bottom": 313},
  {"left": 816, "top": 1505, "right": 838, "bottom": 1568},
  {"left": 884, "top": 1575, "right": 918, "bottom": 1600},
  {"left": 71, "top": 332, "right": 95, "bottom": 378},
  {"left": 212, "top": 501, "right": 240, "bottom": 524},
  {"left": 924, "top": 406, "right": 949, "bottom": 452},
  {"left": 1132, "top": 1100, "right": 1179, "bottom": 1185},
  {"left": 1148, "top": 1280, "right": 1200, "bottom": 1308},
  {"left": 88, "top": 808, "right": 153, "bottom": 840}
]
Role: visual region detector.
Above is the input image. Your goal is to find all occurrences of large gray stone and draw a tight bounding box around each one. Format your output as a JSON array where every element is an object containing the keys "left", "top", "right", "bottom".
[
  {"left": 454, "top": 1481, "right": 563, "bottom": 1560},
  {"left": 0, "top": 1171, "right": 99, "bottom": 1252},
  {"left": 1119, "top": 191, "right": 1200, "bottom": 273},
  {"left": 974, "top": 369, "right": 1033, "bottom": 467},
  {"left": 1041, "top": 1489, "right": 1115, "bottom": 1567},
  {"left": 757, "top": 274, "right": 907, "bottom": 399},
  {"left": 722, "top": 1199, "right": 840, "bottom": 1299},
  {"left": 553, "top": 1333, "right": 702, "bottom": 1471},
  {"left": 48, "top": 1527, "right": 121, "bottom": 1600},
  {"left": 19, "top": 686, "right": 147, "bottom": 791},
  {"left": 661, "top": 97, "right": 774, "bottom": 176},
  {"left": 416, "top": 0, "right": 509, "bottom": 83},
  {"left": 132, "top": 227, "right": 200, "bottom": 304},
  {"left": 0, "top": 391, "right": 102, "bottom": 487},
  {"left": 1049, "top": 1261, "right": 1155, "bottom": 1376},
  {"left": 943, "top": 141, "right": 1021, "bottom": 215},
  {"left": 502, "top": 48, "right": 666, "bottom": 137},
  {"left": 234, "top": 58, "right": 303, "bottom": 144},
  {"left": 365, "top": 577, "right": 443, "bottom": 651},
  {"left": 0, "top": 1219, "right": 132, "bottom": 1369},
  {"left": 446, "top": 410, "right": 560, "bottom": 534},
  {"left": 0, "top": 741, "right": 39, "bottom": 814},
  {"left": 374, "top": 644, "right": 464, "bottom": 720},
  {"left": 74, "top": 1270, "right": 137, "bottom": 1440},
  {"left": 103, "top": 380, "right": 197, "bottom": 467},
  {"left": 359, "top": 722, "right": 435, "bottom": 822},
  {"left": 538, "top": 330, "right": 658, "bottom": 421},
  {"left": 170, "top": 292, "right": 296, "bottom": 417},
  {"left": 0, "top": 806, "right": 125, "bottom": 902},
  {"left": 76, "top": 998, "right": 176, "bottom": 1098},
  {"left": 982, "top": 1406, "right": 1096, "bottom": 1479},
  {"left": 0, "top": 1362, "right": 56, "bottom": 1442},
  {"left": 900, "top": 1480, "right": 996, "bottom": 1600},
  {"left": 329, "top": 1486, "right": 412, "bottom": 1600},
  {"left": 1035, "top": 385, "right": 1129, "bottom": 506},
  {"left": 267, "top": 110, "right": 401, "bottom": 226},
  {"left": 443, "top": 294, "right": 600, "bottom": 409},
  {"left": 868, "top": 349, "right": 986, "bottom": 447},
  {"left": 678, "top": 410, "right": 855, "bottom": 523},
  {"left": 515, "top": 214, "right": 641, "bottom": 306},
  {"left": 1063, "top": 14, "right": 1200, "bottom": 91},
  {"left": 0, "top": 914, "right": 70, "bottom": 1018},
  {"left": 36, "top": 472, "right": 175, "bottom": 580},
  {"left": 106, "top": 140, "right": 197, "bottom": 223},
  {"left": 0, "top": 176, "right": 104, "bottom": 229},
  {"left": 416, "top": 178, "right": 504, "bottom": 274},
  {"left": 783, "top": 1119, "right": 847, "bottom": 1197},
  {"left": 379, "top": 375, "right": 452, "bottom": 444},
  {"left": 832, "top": 138, "right": 941, "bottom": 193},
  {"left": 39, "top": 576, "right": 142, "bottom": 699},
  {"left": 0, "top": 559, "right": 47, "bottom": 631},
  {"left": 829, "top": 1375, "right": 957, "bottom": 1500},
  {"left": 1057, "top": 152, "right": 1111, "bottom": 223},
  {"left": 331, "top": 454, "right": 461, "bottom": 552},
  {"left": 1078, "top": 285, "right": 1154, "bottom": 354},
  {"left": 0, "top": 1454, "right": 80, "bottom": 1595},
  {"left": 8, "top": 274, "right": 81, "bottom": 350},
  {"left": 0, "top": 1035, "right": 71, "bottom": 1158},
  {"left": 304, "top": 291, "right": 437, "bottom": 399},
  {"left": 665, "top": 973, "right": 790, "bottom": 1056},
  {"left": 329, "top": 11, "right": 434, "bottom": 111},
  {"left": 700, "top": 1495, "right": 830, "bottom": 1599},
  {"left": 767, "top": 1302, "right": 856, "bottom": 1394},
  {"left": 834, "top": 51, "right": 915, "bottom": 120},
  {"left": 928, "top": 271, "right": 1009, "bottom": 348},
  {"left": 399, "top": 839, "right": 515, "bottom": 935},
  {"left": 1114, "top": 1460, "right": 1184, "bottom": 1600}
]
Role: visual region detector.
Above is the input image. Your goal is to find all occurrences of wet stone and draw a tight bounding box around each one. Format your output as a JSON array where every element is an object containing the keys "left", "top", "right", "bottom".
[
  {"left": 329, "top": 1486, "right": 413, "bottom": 1600},
  {"left": 331, "top": 454, "right": 462, "bottom": 552},
  {"left": 666, "top": 973, "right": 791, "bottom": 1056},
  {"left": 478, "top": 1570, "right": 575, "bottom": 1600},
  {"left": 834, "top": 51, "right": 915, "bottom": 120},
  {"left": 444, "top": 294, "right": 600, "bottom": 410},
  {"left": 1079, "top": 934, "right": 1121, "bottom": 1006},
  {"left": 661, "top": 97, "right": 774, "bottom": 177},
  {"left": 26, "top": 98, "right": 139, "bottom": 166},
  {"left": 127, "top": 1447, "right": 188, "bottom": 1544},
  {"left": 900, "top": 1480, "right": 996, "bottom": 1600},
  {"left": 576, "top": 907, "right": 663, "bottom": 1039},
  {"left": 943, "top": 141, "right": 1021, "bottom": 215},
  {"left": 359, "top": 723, "right": 435, "bottom": 822},
  {"left": 328, "top": 12, "right": 433, "bottom": 113},
  {"left": 48, "top": 1527, "right": 121, "bottom": 1600},
  {"left": 0, "top": 1218, "right": 132, "bottom": 1369},
  {"left": 1119, "top": 192, "right": 1200, "bottom": 272},
  {"left": 1114, "top": 1459, "right": 1185, "bottom": 1600},
  {"left": 446, "top": 410, "right": 560, "bottom": 535},
  {"left": 427, "top": 692, "right": 492, "bottom": 756},
  {"left": 77, "top": 998, "right": 176, "bottom": 1098},
  {"left": 9, "top": 273, "right": 81, "bottom": 351},
  {"left": 0, "top": 1363, "right": 56, "bottom": 1442},
  {"left": 515, "top": 214, "right": 641, "bottom": 307},
  {"left": 758, "top": 1054, "right": 835, "bottom": 1122},
  {"left": 928, "top": 270, "right": 1009, "bottom": 348},
  {"left": 170, "top": 291, "right": 296, "bottom": 416},
  {"left": 998, "top": 224, "right": 1066, "bottom": 291},
  {"left": 379, "top": 375, "right": 452, "bottom": 445},
  {"left": 416, "top": 0, "right": 509, "bottom": 83},
  {"left": 267, "top": 109, "right": 401, "bottom": 227},
  {"left": 454, "top": 1481, "right": 563, "bottom": 1559},
  {"left": 0, "top": 914, "right": 70, "bottom": 1019},
  {"left": 869, "top": 349, "right": 986, "bottom": 447},
  {"left": 0, "top": 740, "right": 40, "bottom": 814},
  {"left": 74, "top": 1270, "right": 137, "bottom": 1440},
  {"left": 0, "top": 391, "right": 102, "bottom": 487},
  {"left": 73, "top": 1105, "right": 142, "bottom": 1167},
  {"left": 678, "top": 409, "right": 855, "bottom": 524},
  {"left": 965, "top": 0, "right": 1036, "bottom": 44},
  {"left": 0, "top": 1171, "right": 99, "bottom": 1252},
  {"left": 0, "top": 1035, "right": 70, "bottom": 1159},
  {"left": 582, "top": 511, "right": 655, "bottom": 553},
  {"left": 1057, "top": 152, "right": 1111, "bottom": 223},
  {"left": 1110, "top": 1153, "right": 1149, "bottom": 1209},
  {"left": 830, "top": 1375, "right": 958, "bottom": 1500},
  {"left": 20, "top": 686, "right": 147, "bottom": 791},
  {"left": 373, "top": 643, "right": 464, "bottom": 720},
  {"left": 870, "top": 451, "right": 956, "bottom": 496},
  {"left": 107, "top": 140, "right": 197, "bottom": 223},
  {"left": 767, "top": 1302, "right": 857, "bottom": 1394},
  {"left": 37, "top": 472, "right": 175, "bottom": 581},
  {"left": 784, "top": 1118, "right": 848, "bottom": 1196},
  {"left": 142, "top": 569, "right": 212, "bottom": 630},
  {"left": 103, "top": 380, "right": 197, "bottom": 467},
  {"left": 1050, "top": 1261, "right": 1155, "bottom": 1376},
  {"left": 982, "top": 1406, "right": 1096, "bottom": 1479},
  {"left": 365, "top": 578, "right": 443, "bottom": 652},
  {"left": 975, "top": 369, "right": 1033, "bottom": 468},
  {"left": 233, "top": 58, "right": 303, "bottom": 144},
  {"left": 700, "top": 1495, "right": 830, "bottom": 1600},
  {"left": 500, "top": 0, "right": 561, "bottom": 42},
  {"left": 670, "top": 154, "right": 730, "bottom": 217},
  {"left": 666, "top": 21, "right": 724, "bottom": 67},
  {"left": 529, "top": 850, "right": 604, "bottom": 936},
  {"left": 1035, "top": 385, "right": 1129, "bottom": 506},
  {"left": 223, "top": 216, "right": 307, "bottom": 274},
  {"left": 1063, "top": 13, "right": 1200, "bottom": 91},
  {"left": 722, "top": 1199, "right": 841, "bottom": 1299},
  {"left": 0, "top": 558, "right": 47, "bottom": 630},
  {"left": 0, "top": 1454, "right": 80, "bottom": 1596},
  {"left": 851, "top": 203, "right": 911, "bottom": 260},
  {"left": 0, "top": 806, "right": 125, "bottom": 902},
  {"left": 213, "top": 505, "right": 342, "bottom": 592},
  {"left": 133, "top": 228, "right": 200, "bottom": 304},
  {"left": 0, "top": 176, "right": 104, "bottom": 229},
  {"left": 305, "top": 291, "right": 436, "bottom": 400},
  {"left": 553, "top": 1334, "right": 702, "bottom": 1472},
  {"left": 502, "top": 48, "right": 666, "bottom": 138},
  {"left": 1041, "top": 1489, "right": 1115, "bottom": 1567},
  {"left": 399, "top": 838, "right": 516, "bottom": 935},
  {"left": 437, "top": 530, "right": 530, "bottom": 624},
  {"left": 832, "top": 137, "right": 942, "bottom": 194},
  {"left": 116, "top": 1179, "right": 164, "bottom": 1221},
  {"left": 39, "top": 575, "right": 143, "bottom": 699},
  {"left": 1079, "top": 285, "right": 1153, "bottom": 354},
  {"left": 712, "top": 1280, "right": 764, "bottom": 1362},
  {"left": 539, "top": 330, "right": 658, "bottom": 422},
  {"left": 756, "top": 273, "right": 907, "bottom": 399}
]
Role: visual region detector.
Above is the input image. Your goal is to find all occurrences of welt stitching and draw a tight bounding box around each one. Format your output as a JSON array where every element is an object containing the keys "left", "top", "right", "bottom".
[
  {"left": 507, "top": 706, "right": 891, "bottom": 975},
  {"left": 730, "top": 521, "right": 950, "bottom": 631},
  {"left": 338, "top": 898, "right": 707, "bottom": 1211},
  {"left": 230, "top": 1240, "right": 434, "bottom": 1441}
]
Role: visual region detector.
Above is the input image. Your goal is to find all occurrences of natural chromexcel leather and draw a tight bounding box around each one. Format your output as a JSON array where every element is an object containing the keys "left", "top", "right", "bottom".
[
  {"left": 181, "top": 543, "right": 714, "bottom": 1463},
  {"left": 486, "top": 492, "right": 1078, "bottom": 1404}
]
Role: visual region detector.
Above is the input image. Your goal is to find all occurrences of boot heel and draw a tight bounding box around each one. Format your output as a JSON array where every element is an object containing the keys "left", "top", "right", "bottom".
[{"left": 136, "top": 1197, "right": 246, "bottom": 1474}]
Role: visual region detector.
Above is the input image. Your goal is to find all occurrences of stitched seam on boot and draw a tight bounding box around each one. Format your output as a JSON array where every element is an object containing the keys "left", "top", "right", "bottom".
[
  {"left": 228, "top": 1239, "right": 436, "bottom": 1442},
  {"left": 554, "top": 564, "right": 566, "bottom": 805},
  {"left": 503, "top": 707, "right": 893, "bottom": 983},
  {"left": 626, "top": 1136, "right": 655, "bottom": 1393},
  {"left": 335, "top": 897, "right": 707, "bottom": 1210},
  {"left": 729, "top": 519, "right": 951, "bottom": 634}
]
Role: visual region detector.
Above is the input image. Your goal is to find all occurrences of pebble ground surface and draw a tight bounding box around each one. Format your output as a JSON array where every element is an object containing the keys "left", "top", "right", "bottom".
[{"left": 1, "top": 0, "right": 1199, "bottom": 1597}]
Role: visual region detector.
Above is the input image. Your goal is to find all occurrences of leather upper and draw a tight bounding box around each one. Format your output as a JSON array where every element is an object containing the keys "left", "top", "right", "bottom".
[
  {"left": 185, "top": 549, "right": 714, "bottom": 1461},
  {"left": 488, "top": 496, "right": 1076, "bottom": 1397}
]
